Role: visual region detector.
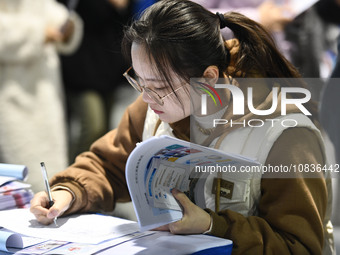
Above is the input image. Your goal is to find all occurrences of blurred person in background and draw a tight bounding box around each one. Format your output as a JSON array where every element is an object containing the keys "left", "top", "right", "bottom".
[
  {"left": 57, "top": 0, "right": 155, "bottom": 162},
  {"left": 321, "top": 34, "right": 340, "bottom": 225},
  {"left": 0, "top": 0, "right": 82, "bottom": 192},
  {"left": 318, "top": 1, "right": 340, "bottom": 248},
  {"left": 318, "top": 0, "right": 340, "bottom": 167},
  {"left": 193, "top": 0, "right": 339, "bottom": 80},
  {"left": 192, "top": 0, "right": 294, "bottom": 56}
]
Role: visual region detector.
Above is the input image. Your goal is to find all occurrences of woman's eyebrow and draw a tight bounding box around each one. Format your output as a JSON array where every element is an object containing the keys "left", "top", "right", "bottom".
[{"left": 134, "top": 69, "right": 165, "bottom": 82}]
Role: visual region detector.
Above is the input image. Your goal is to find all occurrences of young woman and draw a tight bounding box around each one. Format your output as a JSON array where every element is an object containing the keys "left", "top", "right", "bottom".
[{"left": 30, "top": 0, "right": 333, "bottom": 254}]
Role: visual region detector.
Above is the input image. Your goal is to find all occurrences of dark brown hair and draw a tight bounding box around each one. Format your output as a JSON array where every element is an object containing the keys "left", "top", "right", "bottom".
[{"left": 122, "top": 0, "right": 318, "bottom": 118}]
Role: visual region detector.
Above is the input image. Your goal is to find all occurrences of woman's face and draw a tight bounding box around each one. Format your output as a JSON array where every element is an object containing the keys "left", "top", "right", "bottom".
[{"left": 131, "top": 42, "right": 191, "bottom": 123}]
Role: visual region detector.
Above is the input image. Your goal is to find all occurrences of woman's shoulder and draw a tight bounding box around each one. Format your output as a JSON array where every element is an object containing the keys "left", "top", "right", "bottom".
[
  {"left": 127, "top": 95, "right": 148, "bottom": 112},
  {"left": 267, "top": 126, "right": 325, "bottom": 166}
]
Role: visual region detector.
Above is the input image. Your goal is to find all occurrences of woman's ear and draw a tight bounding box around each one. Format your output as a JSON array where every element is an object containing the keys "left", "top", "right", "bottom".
[{"left": 203, "top": 65, "right": 219, "bottom": 85}]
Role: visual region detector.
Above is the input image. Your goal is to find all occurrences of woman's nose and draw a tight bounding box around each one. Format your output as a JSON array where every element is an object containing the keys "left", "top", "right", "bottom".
[{"left": 142, "top": 91, "right": 155, "bottom": 104}]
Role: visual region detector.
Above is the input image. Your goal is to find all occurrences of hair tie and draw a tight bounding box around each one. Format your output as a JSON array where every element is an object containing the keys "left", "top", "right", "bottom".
[{"left": 216, "top": 12, "right": 228, "bottom": 29}]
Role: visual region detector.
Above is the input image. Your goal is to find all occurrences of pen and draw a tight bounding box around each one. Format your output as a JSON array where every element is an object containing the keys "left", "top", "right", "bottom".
[{"left": 40, "top": 162, "right": 58, "bottom": 226}]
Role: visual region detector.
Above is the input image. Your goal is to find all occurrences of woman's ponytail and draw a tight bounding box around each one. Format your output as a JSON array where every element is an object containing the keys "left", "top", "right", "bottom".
[
  {"left": 217, "top": 12, "right": 300, "bottom": 79},
  {"left": 217, "top": 12, "right": 319, "bottom": 123}
]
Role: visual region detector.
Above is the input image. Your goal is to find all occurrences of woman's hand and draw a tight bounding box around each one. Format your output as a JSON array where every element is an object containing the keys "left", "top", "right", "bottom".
[
  {"left": 45, "top": 20, "right": 74, "bottom": 44},
  {"left": 30, "top": 190, "right": 73, "bottom": 225},
  {"left": 156, "top": 189, "right": 211, "bottom": 234},
  {"left": 108, "top": 0, "right": 129, "bottom": 11},
  {"left": 45, "top": 26, "right": 63, "bottom": 43}
]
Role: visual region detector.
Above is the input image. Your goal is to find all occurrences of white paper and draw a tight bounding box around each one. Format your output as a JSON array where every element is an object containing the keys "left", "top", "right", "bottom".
[
  {"left": 14, "top": 232, "right": 152, "bottom": 255},
  {"left": 14, "top": 240, "right": 68, "bottom": 254},
  {"left": 43, "top": 231, "right": 152, "bottom": 255},
  {"left": 0, "top": 209, "right": 139, "bottom": 244},
  {"left": 97, "top": 231, "right": 232, "bottom": 255},
  {"left": 0, "top": 230, "right": 22, "bottom": 252},
  {"left": 0, "top": 229, "right": 46, "bottom": 252},
  {"left": 0, "top": 182, "right": 31, "bottom": 193},
  {"left": 17, "top": 231, "right": 232, "bottom": 255},
  {"left": 0, "top": 176, "right": 15, "bottom": 187}
]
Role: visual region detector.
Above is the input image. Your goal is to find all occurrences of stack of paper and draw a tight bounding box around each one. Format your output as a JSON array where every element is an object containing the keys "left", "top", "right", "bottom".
[{"left": 0, "top": 164, "right": 33, "bottom": 210}]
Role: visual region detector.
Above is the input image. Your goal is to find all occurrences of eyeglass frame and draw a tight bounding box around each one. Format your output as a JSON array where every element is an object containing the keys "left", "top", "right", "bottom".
[{"left": 123, "top": 67, "right": 186, "bottom": 106}]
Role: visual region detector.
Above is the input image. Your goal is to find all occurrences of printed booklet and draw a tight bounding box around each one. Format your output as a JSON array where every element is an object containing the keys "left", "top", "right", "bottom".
[{"left": 125, "top": 135, "right": 260, "bottom": 231}]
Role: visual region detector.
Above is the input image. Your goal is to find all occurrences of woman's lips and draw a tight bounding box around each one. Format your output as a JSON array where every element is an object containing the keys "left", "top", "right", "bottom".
[{"left": 151, "top": 108, "right": 164, "bottom": 114}]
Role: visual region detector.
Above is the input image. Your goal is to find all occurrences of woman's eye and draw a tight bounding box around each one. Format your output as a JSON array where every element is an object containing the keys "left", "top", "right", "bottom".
[
  {"left": 153, "top": 86, "right": 167, "bottom": 91},
  {"left": 147, "top": 81, "right": 167, "bottom": 90}
]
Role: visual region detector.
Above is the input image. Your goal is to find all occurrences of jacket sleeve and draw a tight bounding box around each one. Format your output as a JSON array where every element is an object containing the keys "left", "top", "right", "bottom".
[
  {"left": 50, "top": 96, "right": 147, "bottom": 215},
  {"left": 206, "top": 127, "right": 327, "bottom": 254}
]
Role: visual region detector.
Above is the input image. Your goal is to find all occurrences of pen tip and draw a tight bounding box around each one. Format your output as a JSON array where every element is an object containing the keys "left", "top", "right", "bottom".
[{"left": 40, "top": 162, "right": 44, "bottom": 167}]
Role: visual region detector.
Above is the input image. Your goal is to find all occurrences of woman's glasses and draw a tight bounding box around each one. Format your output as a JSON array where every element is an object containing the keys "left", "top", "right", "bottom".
[{"left": 123, "top": 67, "right": 184, "bottom": 106}]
